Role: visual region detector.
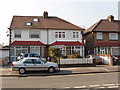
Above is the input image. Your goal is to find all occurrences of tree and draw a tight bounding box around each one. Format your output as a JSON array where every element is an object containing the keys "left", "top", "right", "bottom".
[{"left": 49, "top": 47, "right": 61, "bottom": 59}]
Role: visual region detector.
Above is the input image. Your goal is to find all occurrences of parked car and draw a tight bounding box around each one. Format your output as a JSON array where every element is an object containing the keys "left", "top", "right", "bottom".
[
  {"left": 17, "top": 53, "right": 41, "bottom": 61},
  {"left": 12, "top": 57, "right": 59, "bottom": 74},
  {"left": 86, "top": 55, "right": 103, "bottom": 64},
  {"left": 24, "top": 53, "right": 41, "bottom": 58}
]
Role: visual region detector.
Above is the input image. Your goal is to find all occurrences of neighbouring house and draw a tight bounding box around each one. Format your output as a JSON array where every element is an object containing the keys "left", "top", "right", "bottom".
[
  {"left": 0, "top": 45, "right": 9, "bottom": 65},
  {"left": 0, "top": 45, "right": 9, "bottom": 58},
  {"left": 83, "top": 15, "right": 120, "bottom": 59},
  {"left": 9, "top": 11, "right": 85, "bottom": 62}
]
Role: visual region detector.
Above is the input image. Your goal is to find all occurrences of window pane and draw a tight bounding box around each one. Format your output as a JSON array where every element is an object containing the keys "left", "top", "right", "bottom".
[
  {"left": 76, "top": 32, "right": 79, "bottom": 38},
  {"left": 30, "top": 31, "right": 40, "bottom": 38},
  {"left": 55, "top": 32, "right": 58, "bottom": 38},
  {"left": 62, "top": 32, "right": 65, "bottom": 38},
  {"left": 96, "top": 33, "right": 103, "bottom": 40},
  {"left": 33, "top": 59, "right": 41, "bottom": 64},
  {"left": 24, "top": 59, "right": 33, "bottom": 64},
  {"left": 14, "top": 31, "right": 21, "bottom": 38},
  {"left": 109, "top": 33, "right": 118, "bottom": 40},
  {"left": 59, "top": 33, "right": 61, "bottom": 38},
  {"left": 73, "top": 32, "right": 75, "bottom": 38},
  {"left": 33, "top": 18, "right": 39, "bottom": 22},
  {"left": 26, "top": 22, "right": 32, "bottom": 26}
]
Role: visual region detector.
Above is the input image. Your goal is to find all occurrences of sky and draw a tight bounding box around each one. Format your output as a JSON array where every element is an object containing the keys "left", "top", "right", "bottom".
[{"left": 0, "top": 0, "right": 119, "bottom": 45}]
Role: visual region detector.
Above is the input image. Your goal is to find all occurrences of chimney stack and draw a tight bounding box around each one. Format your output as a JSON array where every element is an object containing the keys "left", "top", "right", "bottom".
[
  {"left": 107, "top": 15, "right": 114, "bottom": 22},
  {"left": 43, "top": 11, "right": 48, "bottom": 19}
]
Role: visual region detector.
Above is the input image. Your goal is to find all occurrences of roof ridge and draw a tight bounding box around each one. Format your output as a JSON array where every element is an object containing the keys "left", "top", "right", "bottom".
[
  {"left": 56, "top": 17, "right": 84, "bottom": 30},
  {"left": 84, "top": 20, "right": 101, "bottom": 34}
]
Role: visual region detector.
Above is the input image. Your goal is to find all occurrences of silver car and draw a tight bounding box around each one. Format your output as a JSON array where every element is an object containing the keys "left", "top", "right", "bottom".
[{"left": 12, "top": 57, "right": 59, "bottom": 74}]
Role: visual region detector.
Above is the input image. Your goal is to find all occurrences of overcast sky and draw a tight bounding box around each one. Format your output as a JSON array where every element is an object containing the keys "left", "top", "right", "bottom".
[{"left": 0, "top": 0, "right": 119, "bottom": 45}]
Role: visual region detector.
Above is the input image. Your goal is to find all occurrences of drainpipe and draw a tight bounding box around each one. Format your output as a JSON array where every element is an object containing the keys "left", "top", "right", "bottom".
[
  {"left": 8, "top": 28, "right": 12, "bottom": 63},
  {"left": 46, "top": 29, "right": 49, "bottom": 61}
]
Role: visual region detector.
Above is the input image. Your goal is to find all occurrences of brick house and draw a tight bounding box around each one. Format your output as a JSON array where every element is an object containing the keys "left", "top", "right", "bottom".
[
  {"left": 83, "top": 15, "right": 120, "bottom": 59},
  {"left": 9, "top": 11, "right": 84, "bottom": 62}
]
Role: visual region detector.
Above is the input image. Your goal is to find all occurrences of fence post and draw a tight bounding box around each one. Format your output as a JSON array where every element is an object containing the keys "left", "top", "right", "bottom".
[
  {"left": 93, "top": 58, "right": 96, "bottom": 67},
  {"left": 109, "top": 56, "right": 113, "bottom": 66}
]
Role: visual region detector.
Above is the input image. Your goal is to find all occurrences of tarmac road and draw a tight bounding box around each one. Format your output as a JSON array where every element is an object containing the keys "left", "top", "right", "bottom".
[{"left": 1, "top": 72, "right": 120, "bottom": 89}]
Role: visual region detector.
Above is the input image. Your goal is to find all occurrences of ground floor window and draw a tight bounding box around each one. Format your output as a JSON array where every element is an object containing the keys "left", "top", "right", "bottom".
[
  {"left": 111, "top": 47, "right": 120, "bottom": 56},
  {"left": 95, "top": 47, "right": 120, "bottom": 56},
  {"left": 59, "top": 46, "right": 66, "bottom": 56},
  {"left": 10, "top": 46, "right": 28, "bottom": 61},
  {"left": 10, "top": 46, "right": 44, "bottom": 62},
  {"left": 58, "top": 46, "right": 84, "bottom": 57},
  {"left": 30, "top": 46, "right": 40, "bottom": 55}
]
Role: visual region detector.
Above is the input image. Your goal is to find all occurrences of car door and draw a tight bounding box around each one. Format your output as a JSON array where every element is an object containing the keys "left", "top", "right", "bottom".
[
  {"left": 33, "top": 59, "right": 47, "bottom": 71},
  {"left": 23, "top": 59, "right": 35, "bottom": 71}
]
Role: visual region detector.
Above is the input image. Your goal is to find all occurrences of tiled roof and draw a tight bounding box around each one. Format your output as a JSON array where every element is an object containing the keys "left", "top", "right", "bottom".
[
  {"left": 10, "top": 41, "right": 45, "bottom": 46},
  {"left": 50, "top": 41, "right": 84, "bottom": 46},
  {"left": 9, "top": 16, "right": 84, "bottom": 30},
  {"left": 95, "top": 42, "right": 120, "bottom": 47},
  {"left": 84, "top": 19, "right": 120, "bottom": 34}
]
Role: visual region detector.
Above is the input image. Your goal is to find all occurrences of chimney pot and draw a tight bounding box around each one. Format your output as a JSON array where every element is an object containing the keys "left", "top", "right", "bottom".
[
  {"left": 43, "top": 11, "right": 48, "bottom": 19},
  {"left": 107, "top": 15, "right": 114, "bottom": 22}
]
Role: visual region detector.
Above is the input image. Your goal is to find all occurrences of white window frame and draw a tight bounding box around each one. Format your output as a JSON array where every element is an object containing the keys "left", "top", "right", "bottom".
[
  {"left": 30, "top": 46, "right": 40, "bottom": 55},
  {"left": 14, "top": 31, "right": 21, "bottom": 38},
  {"left": 109, "top": 33, "right": 118, "bottom": 40},
  {"left": 100, "top": 47, "right": 106, "bottom": 54},
  {"left": 55, "top": 32, "right": 65, "bottom": 38},
  {"left": 73, "top": 32, "right": 79, "bottom": 38},
  {"left": 29, "top": 31, "right": 40, "bottom": 38},
  {"left": 111, "top": 47, "right": 120, "bottom": 56},
  {"left": 33, "top": 18, "right": 39, "bottom": 22},
  {"left": 96, "top": 32, "right": 103, "bottom": 40},
  {"left": 26, "top": 22, "right": 32, "bottom": 26},
  {"left": 60, "top": 46, "right": 66, "bottom": 56}
]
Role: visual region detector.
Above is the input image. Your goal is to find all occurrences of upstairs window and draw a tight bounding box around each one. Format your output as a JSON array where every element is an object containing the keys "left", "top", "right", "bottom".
[
  {"left": 26, "top": 22, "right": 32, "bottom": 26},
  {"left": 109, "top": 33, "right": 118, "bottom": 40},
  {"left": 33, "top": 18, "right": 39, "bottom": 22},
  {"left": 96, "top": 32, "right": 103, "bottom": 40},
  {"left": 14, "top": 31, "right": 21, "bottom": 38},
  {"left": 73, "top": 32, "right": 79, "bottom": 38},
  {"left": 55, "top": 32, "right": 65, "bottom": 38},
  {"left": 29, "top": 31, "right": 40, "bottom": 38}
]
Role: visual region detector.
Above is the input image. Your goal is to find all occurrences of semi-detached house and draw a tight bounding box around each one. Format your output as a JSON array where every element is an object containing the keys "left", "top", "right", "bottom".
[
  {"left": 84, "top": 15, "right": 120, "bottom": 59},
  {"left": 9, "top": 11, "right": 85, "bottom": 62}
]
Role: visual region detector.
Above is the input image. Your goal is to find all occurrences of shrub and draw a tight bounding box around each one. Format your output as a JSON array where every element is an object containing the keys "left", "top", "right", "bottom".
[{"left": 68, "top": 54, "right": 83, "bottom": 58}]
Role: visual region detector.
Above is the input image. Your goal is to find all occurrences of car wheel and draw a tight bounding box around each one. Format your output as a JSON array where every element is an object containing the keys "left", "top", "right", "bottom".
[
  {"left": 48, "top": 67, "right": 55, "bottom": 73},
  {"left": 19, "top": 68, "right": 26, "bottom": 74}
]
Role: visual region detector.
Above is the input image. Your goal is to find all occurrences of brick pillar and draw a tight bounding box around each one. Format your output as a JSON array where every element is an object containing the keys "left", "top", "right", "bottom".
[
  {"left": 66, "top": 47, "right": 68, "bottom": 56},
  {"left": 28, "top": 47, "right": 30, "bottom": 53},
  {"left": 109, "top": 56, "right": 113, "bottom": 66},
  {"left": 40, "top": 47, "right": 42, "bottom": 56}
]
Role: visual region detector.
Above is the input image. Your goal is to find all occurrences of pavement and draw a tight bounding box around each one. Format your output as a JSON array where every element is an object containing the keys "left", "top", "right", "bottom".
[{"left": 0, "top": 64, "right": 120, "bottom": 77}]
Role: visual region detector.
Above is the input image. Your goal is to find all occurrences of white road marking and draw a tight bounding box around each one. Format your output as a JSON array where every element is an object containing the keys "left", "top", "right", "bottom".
[
  {"left": 116, "top": 83, "right": 120, "bottom": 86},
  {"left": 89, "top": 85, "right": 101, "bottom": 87},
  {"left": 63, "top": 87, "right": 70, "bottom": 88},
  {"left": 95, "top": 87, "right": 105, "bottom": 89},
  {"left": 108, "top": 86, "right": 119, "bottom": 88},
  {"left": 103, "top": 84, "right": 115, "bottom": 86},
  {"left": 104, "top": 68, "right": 110, "bottom": 72},
  {"left": 74, "top": 86, "right": 87, "bottom": 88}
]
